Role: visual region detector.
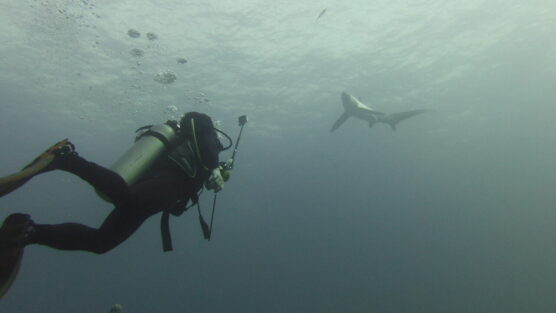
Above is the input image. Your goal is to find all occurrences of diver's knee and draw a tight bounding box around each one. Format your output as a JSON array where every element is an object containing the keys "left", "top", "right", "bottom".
[{"left": 90, "top": 241, "right": 117, "bottom": 254}]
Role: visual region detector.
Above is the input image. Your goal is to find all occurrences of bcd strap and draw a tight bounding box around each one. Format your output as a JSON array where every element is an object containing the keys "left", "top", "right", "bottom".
[
  {"left": 142, "top": 130, "right": 173, "bottom": 150},
  {"left": 135, "top": 125, "right": 153, "bottom": 133},
  {"left": 161, "top": 210, "right": 172, "bottom": 252},
  {"left": 136, "top": 120, "right": 180, "bottom": 148},
  {"left": 197, "top": 202, "right": 211, "bottom": 240},
  {"left": 160, "top": 192, "right": 202, "bottom": 252}
]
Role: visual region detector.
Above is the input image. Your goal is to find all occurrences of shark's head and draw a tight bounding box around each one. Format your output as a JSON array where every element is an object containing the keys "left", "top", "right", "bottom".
[{"left": 341, "top": 92, "right": 357, "bottom": 111}]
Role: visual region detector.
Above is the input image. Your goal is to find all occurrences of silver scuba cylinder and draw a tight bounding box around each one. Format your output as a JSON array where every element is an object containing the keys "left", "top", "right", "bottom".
[{"left": 96, "top": 123, "right": 178, "bottom": 202}]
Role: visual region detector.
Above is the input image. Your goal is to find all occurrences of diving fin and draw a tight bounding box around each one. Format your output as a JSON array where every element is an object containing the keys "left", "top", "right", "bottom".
[
  {"left": 0, "top": 139, "right": 70, "bottom": 198},
  {"left": 0, "top": 214, "right": 31, "bottom": 299}
]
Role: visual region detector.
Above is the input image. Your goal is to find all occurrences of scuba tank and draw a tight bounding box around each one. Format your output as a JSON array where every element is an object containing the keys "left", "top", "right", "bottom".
[{"left": 96, "top": 121, "right": 179, "bottom": 202}]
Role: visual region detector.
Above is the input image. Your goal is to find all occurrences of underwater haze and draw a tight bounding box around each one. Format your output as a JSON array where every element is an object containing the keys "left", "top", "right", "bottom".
[{"left": 1, "top": 0, "right": 556, "bottom": 312}]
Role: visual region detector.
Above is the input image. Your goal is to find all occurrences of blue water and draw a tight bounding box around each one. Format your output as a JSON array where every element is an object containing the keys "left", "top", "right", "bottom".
[{"left": 1, "top": 1, "right": 555, "bottom": 312}]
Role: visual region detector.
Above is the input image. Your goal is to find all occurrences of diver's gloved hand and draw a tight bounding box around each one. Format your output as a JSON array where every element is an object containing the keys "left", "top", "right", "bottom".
[
  {"left": 206, "top": 167, "right": 225, "bottom": 192},
  {"left": 219, "top": 159, "right": 233, "bottom": 182},
  {"left": 221, "top": 159, "right": 234, "bottom": 170}
]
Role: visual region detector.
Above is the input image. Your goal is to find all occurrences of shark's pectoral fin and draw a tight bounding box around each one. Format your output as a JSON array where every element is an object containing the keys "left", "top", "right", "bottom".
[{"left": 330, "top": 112, "right": 350, "bottom": 132}]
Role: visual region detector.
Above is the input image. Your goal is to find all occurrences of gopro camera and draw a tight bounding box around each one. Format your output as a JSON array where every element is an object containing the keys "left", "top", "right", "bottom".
[{"left": 238, "top": 115, "right": 248, "bottom": 126}]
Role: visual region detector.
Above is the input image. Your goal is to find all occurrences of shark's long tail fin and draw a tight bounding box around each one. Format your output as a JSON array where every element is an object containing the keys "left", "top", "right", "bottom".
[{"left": 384, "top": 109, "right": 430, "bottom": 131}]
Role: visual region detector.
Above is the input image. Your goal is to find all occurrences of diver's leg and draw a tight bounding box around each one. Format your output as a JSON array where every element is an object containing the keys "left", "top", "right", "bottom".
[
  {"left": 27, "top": 140, "right": 131, "bottom": 206},
  {"left": 57, "top": 154, "right": 133, "bottom": 207},
  {"left": 27, "top": 174, "right": 190, "bottom": 254},
  {"left": 27, "top": 207, "right": 151, "bottom": 254}
]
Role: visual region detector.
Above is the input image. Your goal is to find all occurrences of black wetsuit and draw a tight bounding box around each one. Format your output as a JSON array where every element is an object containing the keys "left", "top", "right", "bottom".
[{"left": 28, "top": 129, "right": 221, "bottom": 254}]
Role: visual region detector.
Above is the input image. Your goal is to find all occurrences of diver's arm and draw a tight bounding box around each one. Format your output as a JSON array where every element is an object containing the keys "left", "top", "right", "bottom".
[
  {"left": 198, "top": 133, "right": 220, "bottom": 171},
  {"left": 198, "top": 133, "right": 225, "bottom": 192}
]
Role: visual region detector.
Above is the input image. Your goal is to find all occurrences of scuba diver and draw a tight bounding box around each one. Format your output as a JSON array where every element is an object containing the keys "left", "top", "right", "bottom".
[{"left": 0, "top": 112, "right": 248, "bottom": 298}]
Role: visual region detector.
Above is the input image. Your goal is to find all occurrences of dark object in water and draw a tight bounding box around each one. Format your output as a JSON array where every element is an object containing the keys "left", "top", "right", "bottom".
[
  {"left": 130, "top": 48, "right": 144, "bottom": 57},
  {"left": 127, "top": 29, "right": 140, "bottom": 38},
  {"left": 177, "top": 58, "right": 187, "bottom": 64},
  {"left": 146, "top": 32, "right": 158, "bottom": 40},
  {"left": 316, "top": 8, "right": 327, "bottom": 21}
]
